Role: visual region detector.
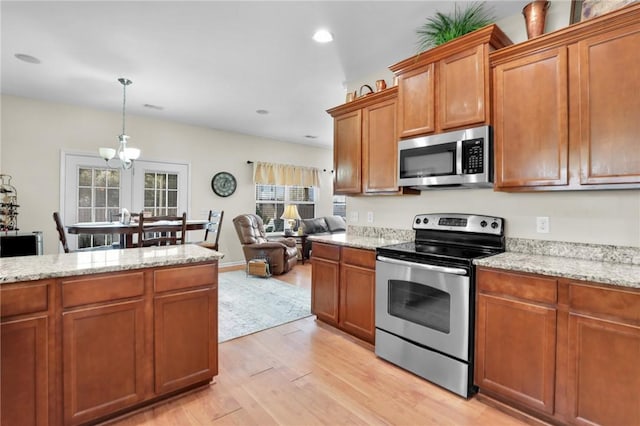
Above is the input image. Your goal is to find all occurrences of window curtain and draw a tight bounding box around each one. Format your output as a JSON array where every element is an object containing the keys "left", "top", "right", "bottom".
[{"left": 253, "top": 161, "right": 321, "bottom": 187}]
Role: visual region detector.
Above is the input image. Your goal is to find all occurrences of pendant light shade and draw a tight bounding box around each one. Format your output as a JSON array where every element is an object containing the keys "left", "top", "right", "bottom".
[{"left": 98, "top": 78, "right": 140, "bottom": 169}]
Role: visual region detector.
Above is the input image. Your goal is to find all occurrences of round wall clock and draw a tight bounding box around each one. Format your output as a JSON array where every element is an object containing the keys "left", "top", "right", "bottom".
[{"left": 211, "top": 172, "right": 237, "bottom": 197}]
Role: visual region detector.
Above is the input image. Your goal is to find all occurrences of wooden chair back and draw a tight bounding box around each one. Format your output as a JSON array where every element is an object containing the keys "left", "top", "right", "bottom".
[
  {"left": 137, "top": 212, "right": 187, "bottom": 247},
  {"left": 53, "top": 211, "right": 70, "bottom": 253},
  {"left": 199, "top": 210, "right": 224, "bottom": 251}
]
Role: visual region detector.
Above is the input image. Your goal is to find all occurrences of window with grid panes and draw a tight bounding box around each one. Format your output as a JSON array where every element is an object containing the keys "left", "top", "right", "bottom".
[
  {"left": 77, "top": 167, "right": 121, "bottom": 249},
  {"left": 144, "top": 172, "right": 179, "bottom": 216},
  {"left": 332, "top": 195, "right": 346, "bottom": 218},
  {"left": 255, "top": 185, "right": 316, "bottom": 232}
]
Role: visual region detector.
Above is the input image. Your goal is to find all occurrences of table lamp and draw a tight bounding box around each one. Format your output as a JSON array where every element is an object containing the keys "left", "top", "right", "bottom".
[{"left": 280, "top": 205, "right": 301, "bottom": 236}]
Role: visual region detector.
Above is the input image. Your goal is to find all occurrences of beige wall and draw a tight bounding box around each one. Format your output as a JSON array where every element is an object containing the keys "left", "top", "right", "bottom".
[{"left": 0, "top": 95, "right": 334, "bottom": 264}]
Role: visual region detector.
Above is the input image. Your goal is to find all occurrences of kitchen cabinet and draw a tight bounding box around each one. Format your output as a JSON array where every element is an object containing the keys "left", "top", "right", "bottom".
[
  {"left": 1, "top": 281, "right": 53, "bottom": 426},
  {"left": 311, "top": 242, "right": 376, "bottom": 343},
  {"left": 390, "top": 25, "right": 511, "bottom": 138},
  {"left": 490, "top": 4, "right": 640, "bottom": 191},
  {"left": 61, "top": 272, "right": 148, "bottom": 425},
  {"left": 1, "top": 259, "right": 218, "bottom": 426},
  {"left": 153, "top": 264, "right": 218, "bottom": 395},
  {"left": 476, "top": 266, "right": 640, "bottom": 425},
  {"left": 328, "top": 87, "right": 414, "bottom": 196},
  {"left": 563, "top": 282, "right": 640, "bottom": 425},
  {"left": 475, "top": 269, "right": 557, "bottom": 415}
]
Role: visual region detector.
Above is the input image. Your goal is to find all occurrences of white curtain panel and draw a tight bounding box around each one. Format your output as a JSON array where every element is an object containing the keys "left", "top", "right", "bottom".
[{"left": 253, "top": 161, "right": 321, "bottom": 187}]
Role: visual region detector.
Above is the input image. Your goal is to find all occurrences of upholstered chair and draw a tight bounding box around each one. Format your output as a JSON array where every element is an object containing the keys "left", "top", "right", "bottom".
[{"left": 232, "top": 214, "right": 298, "bottom": 275}]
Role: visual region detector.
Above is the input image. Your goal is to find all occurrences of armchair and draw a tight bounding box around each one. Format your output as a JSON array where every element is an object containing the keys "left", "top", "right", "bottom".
[{"left": 232, "top": 214, "right": 298, "bottom": 275}]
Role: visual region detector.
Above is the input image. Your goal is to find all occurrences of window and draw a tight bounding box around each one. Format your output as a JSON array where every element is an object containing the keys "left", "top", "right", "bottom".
[
  {"left": 76, "top": 167, "right": 121, "bottom": 249},
  {"left": 332, "top": 195, "right": 346, "bottom": 218},
  {"left": 256, "top": 185, "right": 316, "bottom": 232},
  {"left": 144, "top": 172, "right": 179, "bottom": 216}
]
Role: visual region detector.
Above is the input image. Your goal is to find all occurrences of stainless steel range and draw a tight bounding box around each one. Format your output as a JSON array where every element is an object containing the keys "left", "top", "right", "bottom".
[{"left": 375, "top": 213, "right": 505, "bottom": 398}]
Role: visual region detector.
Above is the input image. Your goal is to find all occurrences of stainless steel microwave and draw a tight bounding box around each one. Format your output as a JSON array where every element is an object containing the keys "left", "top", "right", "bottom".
[{"left": 398, "top": 125, "right": 492, "bottom": 189}]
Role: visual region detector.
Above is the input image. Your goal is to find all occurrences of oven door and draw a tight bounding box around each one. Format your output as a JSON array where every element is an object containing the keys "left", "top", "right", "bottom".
[{"left": 375, "top": 256, "right": 470, "bottom": 361}]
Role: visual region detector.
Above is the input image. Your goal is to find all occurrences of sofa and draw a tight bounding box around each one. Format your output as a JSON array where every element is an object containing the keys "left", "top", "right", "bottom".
[
  {"left": 300, "top": 215, "right": 346, "bottom": 259},
  {"left": 233, "top": 214, "right": 298, "bottom": 275}
]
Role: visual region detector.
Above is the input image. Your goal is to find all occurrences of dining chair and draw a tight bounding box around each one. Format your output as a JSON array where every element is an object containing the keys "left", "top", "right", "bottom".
[
  {"left": 137, "top": 212, "right": 187, "bottom": 247},
  {"left": 53, "top": 211, "right": 70, "bottom": 253},
  {"left": 197, "top": 210, "right": 224, "bottom": 251}
]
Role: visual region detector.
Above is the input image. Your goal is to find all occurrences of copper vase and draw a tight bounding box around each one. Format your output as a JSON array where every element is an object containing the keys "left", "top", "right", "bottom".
[{"left": 523, "top": 1, "right": 550, "bottom": 39}]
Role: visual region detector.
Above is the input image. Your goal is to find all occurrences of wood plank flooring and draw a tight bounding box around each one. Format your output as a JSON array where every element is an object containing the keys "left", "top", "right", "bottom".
[{"left": 110, "top": 263, "right": 530, "bottom": 426}]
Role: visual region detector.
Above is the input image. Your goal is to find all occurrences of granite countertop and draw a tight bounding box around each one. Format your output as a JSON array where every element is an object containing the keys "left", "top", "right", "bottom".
[
  {"left": 1, "top": 244, "right": 224, "bottom": 284},
  {"left": 474, "top": 252, "right": 640, "bottom": 289},
  {"left": 307, "top": 233, "right": 406, "bottom": 251}
]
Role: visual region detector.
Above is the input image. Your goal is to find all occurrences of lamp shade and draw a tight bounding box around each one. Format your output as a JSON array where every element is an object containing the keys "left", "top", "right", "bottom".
[{"left": 280, "top": 204, "right": 301, "bottom": 220}]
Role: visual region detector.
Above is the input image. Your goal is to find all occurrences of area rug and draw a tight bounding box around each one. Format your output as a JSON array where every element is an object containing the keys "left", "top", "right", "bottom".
[{"left": 218, "top": 270, "right": 312, "bottom": 342}]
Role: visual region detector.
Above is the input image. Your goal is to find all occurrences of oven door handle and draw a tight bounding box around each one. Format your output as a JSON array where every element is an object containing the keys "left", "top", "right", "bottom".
[{"left": 377, "top": 256, "right": 468, "bottom": 276}]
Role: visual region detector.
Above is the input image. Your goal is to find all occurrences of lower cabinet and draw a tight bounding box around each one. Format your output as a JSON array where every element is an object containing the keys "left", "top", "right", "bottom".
[
  {"left": 476, "top": 267, "right": 640, "bottom": 425},
  {"left": 1, "top": 261, "right": 218, "bottom": 426},
  {"left": 311, "top": 242, "right": 375, "bottom": 344},
  {"left": 1, "top": 281, "right": 53, "bottom": 426}
]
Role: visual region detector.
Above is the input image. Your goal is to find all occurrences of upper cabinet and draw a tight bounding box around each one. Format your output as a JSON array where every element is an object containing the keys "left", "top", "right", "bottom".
[
  {"left": 328, "top": 87, "right": 416, "bottom": 195},
  {"left": 390, "top": 25, "right": 512, "bottom": 138},
  {"left": 491, "top": 3, "right": 640, "bottom": 191}
]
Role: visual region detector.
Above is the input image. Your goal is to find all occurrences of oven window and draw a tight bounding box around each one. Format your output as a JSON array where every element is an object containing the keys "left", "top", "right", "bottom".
[{"left": 388, "top": 280, "right": 450, "bottom": 334}]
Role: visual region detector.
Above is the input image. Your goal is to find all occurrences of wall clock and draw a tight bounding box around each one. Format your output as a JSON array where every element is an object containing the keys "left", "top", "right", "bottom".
[{"left": 211, "top": 171, "right": 237, "bottom": 197}]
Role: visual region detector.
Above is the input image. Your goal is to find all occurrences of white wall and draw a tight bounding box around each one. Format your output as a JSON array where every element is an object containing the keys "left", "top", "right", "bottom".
[
  {"left": 342, "top": 0, "right": 640, "bottom": 248},
  {"left": 0, "top": 95, "right": 334, "bottom": 263}
]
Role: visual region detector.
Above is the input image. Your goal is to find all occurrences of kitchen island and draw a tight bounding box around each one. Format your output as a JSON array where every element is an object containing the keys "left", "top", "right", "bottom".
[{"left": 1, "top": 245, "right": 223, "bottom": 426}]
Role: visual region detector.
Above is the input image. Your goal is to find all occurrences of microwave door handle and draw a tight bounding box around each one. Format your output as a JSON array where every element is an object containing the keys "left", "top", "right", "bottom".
[
  {"left": 456, "top": 140, "right": 463, "bottom": 174},
  {"left": 377, "top": 256, "right": 468, "bottom": 275}
]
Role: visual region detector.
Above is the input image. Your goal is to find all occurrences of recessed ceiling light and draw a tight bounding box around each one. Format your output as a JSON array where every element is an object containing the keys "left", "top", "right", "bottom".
[
  {"left": 14, "top": 53, "right": 41, "bottom": 64},
  {"left": 304, "top": 135, "right": 318, "bottom": 139},
  {"left": 312, "top": 29, "right": 334, "bottom": 43},
  {"left": 256, "top": 109, "right": 269, "bottom": 115}
]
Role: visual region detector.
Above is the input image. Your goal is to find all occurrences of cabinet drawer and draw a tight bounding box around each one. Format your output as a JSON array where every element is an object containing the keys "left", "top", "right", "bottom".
[
  {"left": 62, "top": 272, "right": 145, "bottom": 308},
  {"left": 154, "top": 263, "right": 217, "bottom": 293},
  {"left": 1, "top": 281, "right": 50, "bottom": 318},
  {"left": 341, "top": 247, "right": 375, "bottom": 269},
  {"left": 312, "top": 243, "right": 341, "bottom": 261},
  {"left": 569, "top": 282, "right": 640, "bottom": 323},
  {"left": 478, "top": 269, "right": 557, "bottom": 304}
]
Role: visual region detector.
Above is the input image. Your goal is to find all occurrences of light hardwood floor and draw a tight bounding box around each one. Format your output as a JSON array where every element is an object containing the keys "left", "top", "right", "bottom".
[{"left": 111, "top": 263, "right": 530, "bottom": 425}]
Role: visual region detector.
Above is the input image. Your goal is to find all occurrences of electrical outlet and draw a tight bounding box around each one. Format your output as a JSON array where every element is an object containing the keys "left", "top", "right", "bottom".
[
  {"left": 349, "top": 211, "right": 358, "bottom": 222},
  {"left": 367, "top": 211, "right": 374, "bottom": 223},
  {"left": 536, "top": 216, "right": 550, "bottom": 233}
]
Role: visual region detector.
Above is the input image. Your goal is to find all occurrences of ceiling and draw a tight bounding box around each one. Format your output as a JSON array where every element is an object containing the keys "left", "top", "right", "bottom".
[{"left": 1, "top": 1, "right": 529, "bottom": 148}]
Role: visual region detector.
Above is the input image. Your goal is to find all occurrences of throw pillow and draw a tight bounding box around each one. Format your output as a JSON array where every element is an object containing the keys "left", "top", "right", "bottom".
[
  {"left": 324, "top": 215, "right": 346, "bottom": 232},
  {"left": 301, "top": 217, "right": 329, "bottom": 234}
]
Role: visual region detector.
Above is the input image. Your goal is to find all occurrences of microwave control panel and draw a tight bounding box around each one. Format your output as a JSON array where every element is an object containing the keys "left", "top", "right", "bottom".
[{"left": 462, "top": 138, "right": 484, "bottom": 174}]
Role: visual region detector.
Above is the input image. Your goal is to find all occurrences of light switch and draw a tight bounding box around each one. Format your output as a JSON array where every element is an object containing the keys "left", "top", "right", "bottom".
[
  {"left": 367, "top": 211, "right": 374, "bottom": 223},
  {"left": 349, "top": 211, "right": 359, "bottom": 222}
]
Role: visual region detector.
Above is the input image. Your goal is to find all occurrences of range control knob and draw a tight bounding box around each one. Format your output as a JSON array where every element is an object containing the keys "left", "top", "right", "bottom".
[
  {"left": 480, "top": 220, "right": 487, "bottom": 228},
  {"left": 491, "top": 221, "right": 499, "bottom": 229},
  {"left": 415, "top": 218, "right": 422, "bottom": 224},
  {"left": 423, "top": 218, "right": 429, "bottom": 224}
]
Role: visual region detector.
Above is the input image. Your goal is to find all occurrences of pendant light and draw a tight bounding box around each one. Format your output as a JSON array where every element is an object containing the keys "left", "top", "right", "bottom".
[{"left": 98, "top": 78, "right": 140, "bottom": 169}]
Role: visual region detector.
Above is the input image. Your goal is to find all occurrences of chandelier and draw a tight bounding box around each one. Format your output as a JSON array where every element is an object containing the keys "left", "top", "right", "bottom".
[{"left": 98, "top": 78, "right": 140, "bottom": 169}]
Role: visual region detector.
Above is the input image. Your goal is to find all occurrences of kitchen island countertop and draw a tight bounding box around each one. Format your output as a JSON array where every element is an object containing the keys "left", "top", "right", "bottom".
[{"left": 1, "top": 244, "right": 224, "bottom": 284}]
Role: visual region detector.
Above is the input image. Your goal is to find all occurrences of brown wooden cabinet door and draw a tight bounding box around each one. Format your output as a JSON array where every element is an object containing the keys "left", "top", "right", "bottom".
[
  {"left": 63, "top": 299, "right": 146, "bottom": 425},
  {"left": 475, "top": 293, "right": 556, "bottom": 414},
  {"left": 339, "top": 264, "right": 375, "bottom": 343},
  {"left": 576, "top": 25, "right": 640, "bottom": 185},
  {"left": 439, "top": 46, "right": 487, "bottom": 130},
  {"left": 333, "top": 110, "right": 362, "bottom": 194},
  {"left": 154, "top": 287, "right": 217, "bottom": 395},
  {"left": 493, "top": 47, "right": 569, "bottom": 188},
  {"left": 566, "top": 313, "right": 640, "bottom": 425},
  {"left": 362, "top": 97, "right": 398, "bottom": 193},
  {"left": 397, "top": 63, "right": 435, "bottom": 138},
  {"left": 311, "top": 257, "right": 340, "bottom": 326},
  {"left": 1, "top": 316, "right": 49, "bottom": 426}
]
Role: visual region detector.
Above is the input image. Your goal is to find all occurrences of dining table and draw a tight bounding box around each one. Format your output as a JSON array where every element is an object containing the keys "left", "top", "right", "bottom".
[{"left": 67, "top": 219, "right": 209, "bottom": 248}]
